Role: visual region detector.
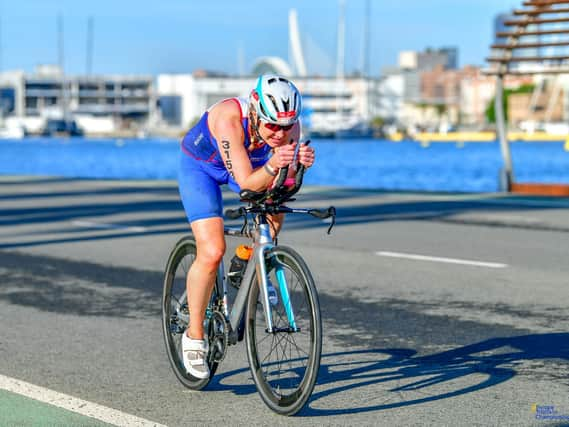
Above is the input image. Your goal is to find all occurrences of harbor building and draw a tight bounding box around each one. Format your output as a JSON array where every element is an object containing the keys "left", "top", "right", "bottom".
[
  {"left": 157, "top": 66, "right": 375, "bottom": 138},
  {"left": 0, "top": 64, "right": 374, "bottom": 138},
  {"left": 398, "top": 47, "right": 458, "bottom": 72},
  {"left": 376, "top": 67, "right": 419, "bottom": 129},
  {"left": 0, "top": 65, "right": 156, "bottom": 136},
  {"left": 0, "top": 7, "right": 380, "bottom": 138},
  {"left": 377, "top": 47, "right": 460, "bottom": 133}
]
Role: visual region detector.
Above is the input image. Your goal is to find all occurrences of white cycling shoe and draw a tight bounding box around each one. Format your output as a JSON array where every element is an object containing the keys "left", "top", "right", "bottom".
[{"left": 181, "top": 332, "right": 210, "bottom": 379}]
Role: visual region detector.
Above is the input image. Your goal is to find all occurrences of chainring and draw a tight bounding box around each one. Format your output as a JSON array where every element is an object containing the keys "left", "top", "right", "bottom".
[{"left": 208, "top": 310, "right": 229, "bottom": 363}]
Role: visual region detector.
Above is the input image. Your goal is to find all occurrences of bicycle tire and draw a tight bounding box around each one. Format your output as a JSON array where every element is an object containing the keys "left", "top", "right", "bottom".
[
  {"left": 162, "top": 236, "right": 219, "bottom": 389},
  {"left": 245, "top": 246, "right": 322, "bottom": 415}
]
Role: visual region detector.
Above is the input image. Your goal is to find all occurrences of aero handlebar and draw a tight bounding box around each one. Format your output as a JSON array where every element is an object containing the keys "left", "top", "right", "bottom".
[{"left": 224, "top": 140, "right": 336, "bottom": 234}]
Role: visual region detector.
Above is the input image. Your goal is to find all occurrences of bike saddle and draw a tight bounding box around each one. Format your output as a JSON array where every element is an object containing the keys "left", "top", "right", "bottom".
[{"left": 239, "top": 189, "right": 267, "bottom": 203}]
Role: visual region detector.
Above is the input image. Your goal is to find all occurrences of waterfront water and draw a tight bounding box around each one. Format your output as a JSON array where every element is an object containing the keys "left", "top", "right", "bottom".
[{"left": 1, "top": 137, "right": 568, "bottom": 192}]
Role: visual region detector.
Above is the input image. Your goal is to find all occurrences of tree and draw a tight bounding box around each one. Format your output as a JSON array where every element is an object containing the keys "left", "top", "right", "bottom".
[
  {"left": 485, "top": 83, "right": 535, "bottom": 124},
  {"left": 370, "top": 116, "right": 385, "bottom": 129}
]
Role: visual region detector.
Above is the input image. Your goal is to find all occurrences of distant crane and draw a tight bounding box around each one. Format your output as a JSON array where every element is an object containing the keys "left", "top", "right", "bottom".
[{"left": 288, "top": 9, "right": 307, "bottom": 77}]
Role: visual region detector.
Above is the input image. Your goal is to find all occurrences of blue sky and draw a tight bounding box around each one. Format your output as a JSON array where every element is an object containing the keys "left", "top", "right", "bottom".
[{"left": 0, "top": 0, "right": 517, "bottom": 76}]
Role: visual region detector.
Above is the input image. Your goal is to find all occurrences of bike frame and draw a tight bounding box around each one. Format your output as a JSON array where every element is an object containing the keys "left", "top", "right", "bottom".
[{"left": 215, "top": 213, "right": 297, "bottom": 344}]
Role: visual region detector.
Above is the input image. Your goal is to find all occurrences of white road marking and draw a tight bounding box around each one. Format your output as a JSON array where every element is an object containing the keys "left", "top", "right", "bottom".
[
  {"left": 0, "top": 373, "right": 166, "bottom": 427},
  {"left": 71, "top": 220, "right": 147, "bottom": 233},
  {"left": 376, "top": 251, "right": 508, "bottom": 268}
]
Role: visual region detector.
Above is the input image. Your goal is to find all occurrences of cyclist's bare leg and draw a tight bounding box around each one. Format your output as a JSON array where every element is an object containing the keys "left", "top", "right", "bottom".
[
  {"left": 186, "top": 217, "right": 226, "bottom": 340},
  {"left": 267, "top": 213, "right": 285, "bottom": 238}
]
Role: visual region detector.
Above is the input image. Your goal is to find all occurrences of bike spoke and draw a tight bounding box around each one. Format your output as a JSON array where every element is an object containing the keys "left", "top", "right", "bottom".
[
  {"left": 163, "top": 239, "right": 216, "bottom": 390},
  {"left": 245, "top": 247, "right": 322, "bottom": 414},
  {"left": 285, "top": 333, "right": 310, "bottom": 358},
  {"left": 260, "top": 334, "right": 278, "bottom": 365}
]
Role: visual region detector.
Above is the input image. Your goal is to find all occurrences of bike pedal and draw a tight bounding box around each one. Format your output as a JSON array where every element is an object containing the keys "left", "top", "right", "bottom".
[{"left": 237, "top": 314, "right": 245, "bottom": 342}]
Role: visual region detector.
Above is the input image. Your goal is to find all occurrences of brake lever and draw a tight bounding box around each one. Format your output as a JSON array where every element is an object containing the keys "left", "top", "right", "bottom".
[
  {"left": 280, "top": 139, "right": 311, "bottom": 199},
  {"left": 241, "top": 211, "right": 249, "bottom": 235},
  {"left": 327, "top": 207, "right": 336, "bottom": 235},
  {"left": 260, "top": 139, "right": 312, "bottom": 204},
  {"left": 273, "top": 165, "right": 289, "bottom": 189},
  {"left": 308, "top": 206, "right": 336, "bottom": 234}
]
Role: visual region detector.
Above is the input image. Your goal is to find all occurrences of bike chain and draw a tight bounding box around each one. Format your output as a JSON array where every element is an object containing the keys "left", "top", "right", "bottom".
[{"left": 208, "top": 310, "right": 229, "bottom": 363}]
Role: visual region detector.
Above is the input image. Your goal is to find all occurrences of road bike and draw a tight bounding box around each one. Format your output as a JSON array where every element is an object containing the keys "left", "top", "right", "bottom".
[{"left": 162, "top": 161, "right": 336, "bottom": 415}]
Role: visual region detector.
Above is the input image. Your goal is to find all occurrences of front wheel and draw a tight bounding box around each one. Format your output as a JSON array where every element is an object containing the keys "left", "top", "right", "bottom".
[
  {"left": 162, "top": 236, "right": 219, "bottom": 390},
  {"left": 245, "top": 246, "right": 322, "bottom": 415}
]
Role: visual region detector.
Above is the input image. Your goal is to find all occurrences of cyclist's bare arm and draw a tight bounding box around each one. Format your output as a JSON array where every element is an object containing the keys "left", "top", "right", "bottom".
[
  {"left": 209, "top": 101, "right": 275, "bottom": 191},
  {"left": 210, "top": 101, "right": 297, "bottom": 192}
]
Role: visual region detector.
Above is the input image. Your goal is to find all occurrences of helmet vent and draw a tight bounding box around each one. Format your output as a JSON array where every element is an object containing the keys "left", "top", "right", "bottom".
[
  {"left": 266, "top": 94, "right": 279, "bottom": 113},
  {"left": 258, "top": 102, "right": 268, "bottom": 117},
  {"left": 254, "top": 74, "right": 300, "bottom": 123}
]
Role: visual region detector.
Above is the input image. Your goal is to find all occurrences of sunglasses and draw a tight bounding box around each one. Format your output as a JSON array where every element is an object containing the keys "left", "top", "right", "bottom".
[{"left": 262, "top": 121, "right": 295, "bottom": 132}]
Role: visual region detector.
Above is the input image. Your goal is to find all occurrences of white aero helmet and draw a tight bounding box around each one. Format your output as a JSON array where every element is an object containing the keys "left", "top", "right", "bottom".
[{"left": 250, "top": 74, "right": 301, "bottom": 126}]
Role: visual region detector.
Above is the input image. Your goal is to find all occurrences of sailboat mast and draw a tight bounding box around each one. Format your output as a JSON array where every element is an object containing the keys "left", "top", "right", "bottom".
[
  {"left": 364, "top": 0, "right": 371, "bottom": 121},
  {"left": 86, "top": 16, "right": 94, "bottom": 75},
  {"left": 336, "top": 0, "right": 345, "bottom": 79},
  {"left": 58, "top": 14, "right": 68, "bottom": 120},
  {"left": 58, "top": 15, "right": 64, "bottom": 73},
  {"left": 0, "top": 16, "right": 3, "bottom": 72},
  {"left": 335, "top": 0, "right": 346, "bottom": 133},
  {"left": 237, "top": 43, "right": 245, "bottom": 77},
  {"left": 363, "top": 0, "right": 370, "bottom": 77}
]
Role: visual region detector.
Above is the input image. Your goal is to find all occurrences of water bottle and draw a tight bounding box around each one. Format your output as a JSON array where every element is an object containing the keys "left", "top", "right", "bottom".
[
  {"left": 228, "top": 245, "right": 252, "bottom": 288},
  {"left": 267, "top": 280, "right": 279, "bottom": 306}
]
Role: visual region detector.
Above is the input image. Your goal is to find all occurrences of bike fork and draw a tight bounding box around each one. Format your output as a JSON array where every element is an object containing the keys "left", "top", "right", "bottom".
[
  {"left": 275, "top": 265, "right": 297, "bottom": 330},
  {"left": 256, "top": 222, "right": 298, "bottom": 333}
]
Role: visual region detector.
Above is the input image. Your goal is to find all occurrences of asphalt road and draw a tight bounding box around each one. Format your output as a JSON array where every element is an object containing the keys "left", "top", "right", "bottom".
[{"left": 1, "top": 176, "right": 569, "bottom": 426}]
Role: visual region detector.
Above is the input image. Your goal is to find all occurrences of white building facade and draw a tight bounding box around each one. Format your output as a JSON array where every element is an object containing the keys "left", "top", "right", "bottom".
[
  {"left": 157, "top": 73, "right": 375, "bottom": 137},
  {"left": 0, "top": 66, "right": 156, "bottom": 135}
]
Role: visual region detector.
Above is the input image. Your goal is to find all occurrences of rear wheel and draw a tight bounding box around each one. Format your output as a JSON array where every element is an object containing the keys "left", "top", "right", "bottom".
[
  {"left": 245, "top": 246, "right": 322, "bottom": 415},
  {"left": 162, "top": 236, "right": 220, "bottom": 389}
]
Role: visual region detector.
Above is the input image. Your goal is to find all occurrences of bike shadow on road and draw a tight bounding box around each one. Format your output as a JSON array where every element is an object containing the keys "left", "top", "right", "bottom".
[
  {"left": 3, "top": 179, "right": 569, "bottom": 250},
  {"left": 208, "top": 333, "right": 569, "bottom": 417}
]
